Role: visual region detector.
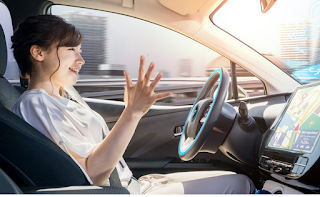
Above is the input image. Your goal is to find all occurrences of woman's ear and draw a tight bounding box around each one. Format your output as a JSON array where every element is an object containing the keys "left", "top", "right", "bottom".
[{"left": 30, "top": 45, "right": 44, "bottom": 62}]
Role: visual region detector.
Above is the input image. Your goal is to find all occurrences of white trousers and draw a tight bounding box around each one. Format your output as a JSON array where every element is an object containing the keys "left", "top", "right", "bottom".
[{"left": 138, "top": 171, "right": 255, "bottom": 194}]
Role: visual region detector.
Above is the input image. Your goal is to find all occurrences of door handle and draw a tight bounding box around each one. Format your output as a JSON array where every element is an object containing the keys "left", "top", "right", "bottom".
[{"left": 173, "top": 125, "right": 184, "bottom": 137}]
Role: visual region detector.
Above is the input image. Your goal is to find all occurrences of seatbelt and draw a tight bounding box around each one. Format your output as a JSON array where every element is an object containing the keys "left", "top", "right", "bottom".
[
  {"left": 64, "top": 86, "right": 122, "bottom": 187},
  {"left": 64, "top": 86, "right": 91, "bottom": 108},
  {"left": 109, "top": 167, "right": 122, "bottom": 186}
]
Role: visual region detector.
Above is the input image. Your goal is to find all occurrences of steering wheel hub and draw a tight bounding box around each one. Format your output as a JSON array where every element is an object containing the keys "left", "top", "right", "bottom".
[{"left": 186, "top": 99, "right": 213, "bottom": 139}]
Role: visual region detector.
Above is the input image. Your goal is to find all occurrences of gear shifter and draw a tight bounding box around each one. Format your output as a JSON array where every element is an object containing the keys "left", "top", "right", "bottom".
[{"left": 239, "top": 101, "right": 251, "bottom": 125}]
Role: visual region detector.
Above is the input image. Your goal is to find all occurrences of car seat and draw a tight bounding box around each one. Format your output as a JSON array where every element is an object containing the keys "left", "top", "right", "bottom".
[
  {"left": 0, "top": 1, "right": 128, "bottom": 193},
  {"left": 0, "top": 15, "right": 92, "bottom": 188},
  {"left": 0, "top": 166, "right": 129, "bottom": 194},
  {"left": 0, "top": 167, "right": 23, "bottom": 194}
]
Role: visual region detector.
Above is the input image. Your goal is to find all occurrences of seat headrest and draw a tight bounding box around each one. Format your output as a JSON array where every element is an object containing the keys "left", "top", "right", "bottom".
[
  {"left": 0, "top": 24, "right": 7, "bottom": 77},
  {"left": 0, "top": 1, "right": 19, "bottom": 79}
]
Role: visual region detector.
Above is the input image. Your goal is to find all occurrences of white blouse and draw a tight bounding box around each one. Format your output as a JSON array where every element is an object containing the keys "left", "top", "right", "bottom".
[{"left": 12, "top": 88, "right": 133, "bottom": 188}]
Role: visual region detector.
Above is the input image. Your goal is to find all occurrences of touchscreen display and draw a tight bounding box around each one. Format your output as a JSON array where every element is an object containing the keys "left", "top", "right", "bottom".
[{"left": 268, "top": 84, "right": 320, "bottom": 153}]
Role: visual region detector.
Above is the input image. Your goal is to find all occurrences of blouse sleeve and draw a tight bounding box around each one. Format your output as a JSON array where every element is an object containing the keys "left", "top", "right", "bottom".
[{"left": 13, "top": 92, "right": 100, "bottom": 158}]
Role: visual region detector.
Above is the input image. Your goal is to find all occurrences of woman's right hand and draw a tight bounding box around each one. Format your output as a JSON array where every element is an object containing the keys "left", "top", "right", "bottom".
[{"left": 123, "top": 55, "right": 172, "bottom": 119}]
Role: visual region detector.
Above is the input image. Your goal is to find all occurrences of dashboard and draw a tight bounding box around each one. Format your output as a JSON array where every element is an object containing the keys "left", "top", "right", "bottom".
[{"left": 259, "top": 82, "right": 320, "bottom": 192}]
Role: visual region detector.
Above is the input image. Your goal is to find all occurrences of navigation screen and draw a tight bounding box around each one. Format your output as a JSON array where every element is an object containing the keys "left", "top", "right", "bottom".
[{"left": 268, "top": 84, "right": 320, "bottom": 153}]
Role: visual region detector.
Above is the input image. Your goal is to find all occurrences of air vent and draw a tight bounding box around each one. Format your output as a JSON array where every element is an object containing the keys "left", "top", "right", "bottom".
[{"left": 227, "top": 152, "right": 242, "bottom": 163}]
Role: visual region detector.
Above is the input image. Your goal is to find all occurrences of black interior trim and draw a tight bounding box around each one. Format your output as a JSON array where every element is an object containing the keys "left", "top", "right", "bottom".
[{"left": 21, "top": 186, "right": 130, "bottom": 194}]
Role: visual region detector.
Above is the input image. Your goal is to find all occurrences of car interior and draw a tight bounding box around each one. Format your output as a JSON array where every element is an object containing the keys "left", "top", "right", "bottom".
[{"left": 0, "top": 0, "right": 320, "bottom": 194}]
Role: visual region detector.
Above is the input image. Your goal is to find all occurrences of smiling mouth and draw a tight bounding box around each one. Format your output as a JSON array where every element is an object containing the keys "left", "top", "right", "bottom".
[{"left": 69, "top": 68, "right": 80, "bottom": 75}]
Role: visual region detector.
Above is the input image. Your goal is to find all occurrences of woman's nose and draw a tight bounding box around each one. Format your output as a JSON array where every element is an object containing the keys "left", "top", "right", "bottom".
[{"left": 76, "top": 54, "right": 85, "bottom": 66}]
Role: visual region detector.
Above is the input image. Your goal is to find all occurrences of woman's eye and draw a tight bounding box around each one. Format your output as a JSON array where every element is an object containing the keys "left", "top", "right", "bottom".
[{"left": 69, "top": 48, "right": 75, "bottom": 51}]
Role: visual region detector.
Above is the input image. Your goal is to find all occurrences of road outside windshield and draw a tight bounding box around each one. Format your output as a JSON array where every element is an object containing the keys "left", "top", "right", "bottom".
[{"left": 214, "top": 0, "right": 320, "bottom": 84}]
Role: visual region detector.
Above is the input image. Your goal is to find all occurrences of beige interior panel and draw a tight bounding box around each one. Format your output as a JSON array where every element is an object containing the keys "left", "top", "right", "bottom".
[{"left": 158, "top": 0, "right": 209, "bottom": 15}]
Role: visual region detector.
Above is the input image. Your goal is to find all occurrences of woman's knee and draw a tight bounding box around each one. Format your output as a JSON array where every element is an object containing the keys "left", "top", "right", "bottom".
[
  {"left": 232, "top": 174, "right": 256, "bottom": 194},
  {"left": 181, "top": 173, "right": 255, "bottom": 194}
]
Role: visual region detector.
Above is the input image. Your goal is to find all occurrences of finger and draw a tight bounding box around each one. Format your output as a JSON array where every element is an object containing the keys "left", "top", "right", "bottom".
[
  {"left": 137, "top": 55, "right": 145, "bottom": 83},
  {"left": 149, "top": 72, "right": 163, "bottom": 90},
  {"left": 124, "top": 71, "right": 134, "bottom": 88},
  {"left": 144, "top": 62, "right": 155, "bottom": 85},
  {"left": 123, "top": 86, "right": 128, "bottom": 108},
  {"left": 153, "top": 92, "right": 172, "bottom": 101}
]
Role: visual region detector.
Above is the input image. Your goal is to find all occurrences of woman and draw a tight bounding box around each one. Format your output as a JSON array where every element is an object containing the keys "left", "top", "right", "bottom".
[{"left": 11, "top": 15, "right": 255, "bottom": 194}]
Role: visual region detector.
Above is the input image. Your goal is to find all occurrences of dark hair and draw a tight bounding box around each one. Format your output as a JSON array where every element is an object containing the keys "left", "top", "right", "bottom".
[{"left": 11, "top": 15, "right": 83, "bottom": 79}]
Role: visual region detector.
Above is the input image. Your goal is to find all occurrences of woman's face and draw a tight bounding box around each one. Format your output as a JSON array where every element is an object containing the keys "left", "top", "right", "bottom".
[{"left": 42, "top": 44, "right": 84, "bottom": 88}]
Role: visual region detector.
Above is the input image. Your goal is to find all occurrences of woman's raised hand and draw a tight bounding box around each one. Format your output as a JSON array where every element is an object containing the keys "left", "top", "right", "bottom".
[{"left": 123, "top": 55, "right": 172, "bottom": 118}]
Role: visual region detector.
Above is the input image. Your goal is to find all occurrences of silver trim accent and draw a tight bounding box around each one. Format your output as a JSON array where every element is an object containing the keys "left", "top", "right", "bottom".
[{"left": 294, "top": 163, "right": 306, "bottom": 167}]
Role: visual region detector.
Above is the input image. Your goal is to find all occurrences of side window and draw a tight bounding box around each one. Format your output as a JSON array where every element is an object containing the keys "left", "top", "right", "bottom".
[
  {"left": 52, "top": 5, "right": 264, "bottom": 105},
  {"left": 205, "top": 56, "right": 265, "bottom": 99},
  {"left": 235, "top": 65, "right": 265, "bottom": 98}
]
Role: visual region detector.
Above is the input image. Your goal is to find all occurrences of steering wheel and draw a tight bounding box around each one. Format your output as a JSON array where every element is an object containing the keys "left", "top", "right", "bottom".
[{"left": 178, "top": 68, "right": 230, "bottom": 161}]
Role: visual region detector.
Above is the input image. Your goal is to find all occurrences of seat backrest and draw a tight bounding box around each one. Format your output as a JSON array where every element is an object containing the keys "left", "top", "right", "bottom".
[
  {"left": 0, "top": 104, "right": 90, "bottom": 187},
  {"left": 0, "top": 2, "right": 91, "bottom": 187},
  {"left": 0, "top": 1, "right": 25, "bottom": 110}
]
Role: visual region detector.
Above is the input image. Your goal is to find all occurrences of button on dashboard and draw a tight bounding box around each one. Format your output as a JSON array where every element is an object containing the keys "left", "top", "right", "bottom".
[
  {"left": 292, "top": 164, "right": 305, "bottom": 174},
  {"left": 297, "top": 166, "right": 305, "bottom": 174},
  {"left": 297, "top": 156, "right": 308, "bottom": 165},
  {"left": 300, "top": 157, "right": 308, "bottom": 165},
  {"left": 297, "top": 157, "right": 302, "bottom": 164},
  {"left": 292, "top": 165, "right": 299, "bottom": 174}
]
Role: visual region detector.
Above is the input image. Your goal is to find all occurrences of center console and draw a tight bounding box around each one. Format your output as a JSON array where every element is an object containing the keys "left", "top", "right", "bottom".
[{"left": 259, "top": 82, "right": 320, "bottom": 191}]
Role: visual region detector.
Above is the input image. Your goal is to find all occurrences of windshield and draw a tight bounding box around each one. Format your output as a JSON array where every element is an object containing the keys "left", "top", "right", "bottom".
[{"left": 213, "top": 0, "right": 320, "bottom": 84}]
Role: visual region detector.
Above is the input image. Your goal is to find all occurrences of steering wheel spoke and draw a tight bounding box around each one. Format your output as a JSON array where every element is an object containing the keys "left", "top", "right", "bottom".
[
  {"left": 179, "top": 137, "right": 195, "bottom": 153},
  {"left": 200, "top": 117, "right": 205, "bottom": 125}
]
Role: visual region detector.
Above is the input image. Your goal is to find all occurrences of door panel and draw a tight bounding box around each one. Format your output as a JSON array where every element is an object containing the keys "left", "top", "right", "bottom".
[{"left": 84, "top": 92, "right": 292, "bottom": 177}]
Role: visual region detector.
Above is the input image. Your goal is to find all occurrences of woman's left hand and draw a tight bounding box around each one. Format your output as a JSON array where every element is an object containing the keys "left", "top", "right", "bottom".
[{"left": 123, "top": 55, "right": 172, "bottom": 118}]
